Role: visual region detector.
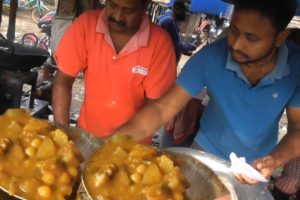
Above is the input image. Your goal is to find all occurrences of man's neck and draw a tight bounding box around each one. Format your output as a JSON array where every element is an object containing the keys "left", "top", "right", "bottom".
[
  {"left": 109, "top": 26, "right": 139, "bottom": 54},
  {"left": 240, "top": 49, "right": 278, "bottom": 86}
]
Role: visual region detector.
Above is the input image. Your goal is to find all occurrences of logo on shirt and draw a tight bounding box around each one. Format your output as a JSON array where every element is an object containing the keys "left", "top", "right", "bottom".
[
  {"left": 132, "top": 66, "right": 148, "bottom": 76},
  {"left": 272, "top": 92, "right": 279, "bottom": 99}
]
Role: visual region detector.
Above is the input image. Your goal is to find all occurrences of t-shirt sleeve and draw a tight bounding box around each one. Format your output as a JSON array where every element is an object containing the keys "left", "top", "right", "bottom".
[
  {"left": 143, "top": 30, "right": 177, "bottom": 99},
  {"left": 287, "top": 80, "right": 300, "bottom": 107},
  {"left": 54, "top": 12, "right": 89, "bottom": 77},
  {"left": 176, "top": 47, "right": 208, "bottom": 97}
]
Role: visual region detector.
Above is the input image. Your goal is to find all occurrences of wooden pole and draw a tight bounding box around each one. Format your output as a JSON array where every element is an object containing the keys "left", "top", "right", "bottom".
[{"left": 7, "top": 0, "right": 18, "bottom": 41}]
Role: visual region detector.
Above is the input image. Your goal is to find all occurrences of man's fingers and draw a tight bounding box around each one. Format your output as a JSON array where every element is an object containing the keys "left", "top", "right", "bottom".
[
  {"left": 233, "top": 173, "right": 258, "bottom": 185},
  {"left": 254, "top": 155, "right": 274, "bottom": 170}
]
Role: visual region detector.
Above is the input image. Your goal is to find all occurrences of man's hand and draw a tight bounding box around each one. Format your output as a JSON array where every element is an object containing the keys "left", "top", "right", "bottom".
[{"left": 233, "top": 155, "right": 276, "bottom": 185}]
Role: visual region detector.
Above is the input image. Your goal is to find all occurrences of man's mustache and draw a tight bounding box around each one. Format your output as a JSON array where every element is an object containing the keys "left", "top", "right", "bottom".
[
  {"left": 108, "top": 16, "right": 126, "bottom": 27},
  {"left": 229, "top": 47, "right": 249, "bottom": 58}
]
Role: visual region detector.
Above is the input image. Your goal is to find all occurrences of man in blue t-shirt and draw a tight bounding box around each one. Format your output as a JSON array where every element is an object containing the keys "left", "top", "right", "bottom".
[
  {"left": 113, "top": 0, "right": 300, "bottom": 191},
  {"left": 157, "top": 0, "right": 196, "bottom": 64}
]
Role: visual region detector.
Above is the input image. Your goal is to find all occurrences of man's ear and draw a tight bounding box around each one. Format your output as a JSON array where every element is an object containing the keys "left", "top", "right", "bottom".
[{"left": 275, "top": 29, "right": 290, "bottom": 48}]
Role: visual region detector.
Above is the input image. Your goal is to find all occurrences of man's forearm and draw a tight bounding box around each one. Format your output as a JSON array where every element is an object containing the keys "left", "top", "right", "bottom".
[
  {"left": 52, "top": 70, "right": 74, "bottom": 125},
  {"left": 270, "top": 130, "right": 300, "bottom": 167},
  {"left": 52, "top": 85, "right": 72, "bottom": 125}
]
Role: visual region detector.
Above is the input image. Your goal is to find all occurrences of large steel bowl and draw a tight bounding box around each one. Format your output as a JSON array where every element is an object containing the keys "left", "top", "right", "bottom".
[{"left": 0, "top": 124, "right": 274, "bottom": 200}]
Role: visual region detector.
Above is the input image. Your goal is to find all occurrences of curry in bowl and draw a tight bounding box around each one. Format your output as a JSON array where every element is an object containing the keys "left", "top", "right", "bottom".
[
  {"left": 83, "top": 135, "right": 190, "bottom": 200},
  {"left": 0, "top": 109, "right": 81, "bottom": 200}
]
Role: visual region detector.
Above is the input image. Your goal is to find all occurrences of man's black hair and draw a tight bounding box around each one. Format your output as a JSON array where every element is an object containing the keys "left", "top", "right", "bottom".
[
  {"left": 141, "top": 0, "right": 150, "bottom": 8},
  {"left": 232, "top": 0, "right": 297, "bottom": 32},
  {"left": 173, "top": 0, "right": 187, "bottom": 11}
]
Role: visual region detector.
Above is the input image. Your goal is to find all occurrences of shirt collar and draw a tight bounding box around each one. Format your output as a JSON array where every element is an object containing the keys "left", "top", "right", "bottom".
[
  {"left": 95, "top": 10, "right": 150, "bottom": 54},
  {"left": 225, "top": 42, "right": 290, "bottom": 85}
]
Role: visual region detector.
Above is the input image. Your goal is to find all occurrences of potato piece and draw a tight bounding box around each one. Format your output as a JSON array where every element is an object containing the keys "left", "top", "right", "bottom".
[
  {"left": 31, "top": 138, "right": 42, "bottom": 148},
  {"left": 142, "top": 163, "right": 162, "bottom": 185},
  {"left": 8, "top": 178, "right": 18, "bottom": 196},
  {"left": 36, "top": 137, "right": 57, "bottom": 159},
  {"left": 53, "top": 129, "right": 69, "bottom": 147},
  {"left": 144, "top": 184, "right": 163, "bottom": 200},
  {"left": 19, "top": 179, "right": 39, "bottom": 193},
  {"left": 25, "top": 147, "right": 36, "bottom": 158},
  {"left": 130, "top": 173, "right": 142, "bottom": 183},
  {"left": 10, "top": 143, "right": 25, "bottom": 160},
  {"left": 37, "top": 185, "right": 52, "bottom": 199},
  {"left": 59, "top": 145, "right": 75, "bottom": 164},
  {"left": 7, "top": 121, "right": 23, "bottom": 136},
  {"left": 159, "top": 155, "right": 174, "bottom": 173},
  {"left": 0, "top": 138, "right": 12, "bottom": 153},
  {"left": 113, "top": 147, "right": 128, "bottom": 163},
  {"left": 23, "top": 118, "right": 51, "bottom": 133},
  {"left": 136, "top": 164, "right": 146, "bottom": 174},
  {"left": 4, "top": 108, "right": 29, "bottom": 117},
  {"left": 129, "top": 145, "right": 157, "bottom": 160},
  {"left": 115, "top": 169, "right": 130, "bottom": 186},
  {"left": 93, "top": 173, "right": 109, "bottom": 187}
]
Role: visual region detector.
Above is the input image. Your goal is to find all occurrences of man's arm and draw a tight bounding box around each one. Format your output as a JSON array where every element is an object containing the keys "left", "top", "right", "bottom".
[
  {"left": 52, "top": 70, "right": 75, "bottom": 125},
  {"left": 112, "top": 83, "right": 192, "bottom": 141},
  {"left": 163, "top": 20, "right": 196, "bottom": 53},
  {"left": 236, "top": 107, "right": 300, "bottom": 184}
]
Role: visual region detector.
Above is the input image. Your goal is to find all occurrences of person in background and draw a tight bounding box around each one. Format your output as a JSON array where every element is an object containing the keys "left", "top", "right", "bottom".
[
  {"left": 112, "top": 0, "right": 300, "bottom": 191},
  {"left": 52, "top": 0, "right": 176, "bottom": 143},
  {"left": 157, "top": 0, "right": 197, "bottom": 64}
]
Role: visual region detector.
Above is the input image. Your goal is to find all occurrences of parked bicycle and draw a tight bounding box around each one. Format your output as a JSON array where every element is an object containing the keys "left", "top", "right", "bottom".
[{"left": 3, "top": 0, "right": 49, "bottom": 23}]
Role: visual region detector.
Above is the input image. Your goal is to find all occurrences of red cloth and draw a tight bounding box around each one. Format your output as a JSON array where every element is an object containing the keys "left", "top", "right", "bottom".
[{"left": 166, "top": 98, "right": 205, "bottom": 144}]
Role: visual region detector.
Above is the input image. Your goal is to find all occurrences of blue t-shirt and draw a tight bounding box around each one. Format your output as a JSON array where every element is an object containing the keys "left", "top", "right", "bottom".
[{"left": 177, "top": 38, "right": 300, "bottom": 163}]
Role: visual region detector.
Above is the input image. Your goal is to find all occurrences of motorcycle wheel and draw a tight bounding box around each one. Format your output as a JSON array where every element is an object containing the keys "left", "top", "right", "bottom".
[
  {"left": 31, "top": 6, "right": 49, "bottom": 23},
  {"left": 21, "top": 33, "right": 39, "bottom": 47}
]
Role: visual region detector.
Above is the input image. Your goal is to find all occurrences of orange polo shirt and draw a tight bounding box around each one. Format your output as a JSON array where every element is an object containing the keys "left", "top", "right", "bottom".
[{"left": 55, "top": 10, "right": 176, "bottom": 139}]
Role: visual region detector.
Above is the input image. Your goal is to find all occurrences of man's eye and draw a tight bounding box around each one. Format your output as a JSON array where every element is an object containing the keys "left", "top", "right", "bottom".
[
  {"left": 124, "top": 9, "right": 135, "bottom": 14},
  {"left": 247, "top": 36, "right": 259, "bottom": 43}
]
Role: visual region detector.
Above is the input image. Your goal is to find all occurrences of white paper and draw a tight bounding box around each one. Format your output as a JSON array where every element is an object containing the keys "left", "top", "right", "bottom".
[{"left": 228, "top": 152, "right": 268, "bottom": 182}]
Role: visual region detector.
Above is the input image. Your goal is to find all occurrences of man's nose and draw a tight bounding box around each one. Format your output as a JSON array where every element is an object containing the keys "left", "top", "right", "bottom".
[
  {"left": 232, "top": 36, "right": 244, "bottom": 51},
  {"left": 114, "top": 9, "right": 124, "bottom": 22}
]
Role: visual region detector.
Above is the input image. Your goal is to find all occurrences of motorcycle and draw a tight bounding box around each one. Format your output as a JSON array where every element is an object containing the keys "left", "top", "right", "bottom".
[{"left": 21, "top": 10, "right": 55, "bottom": 51}]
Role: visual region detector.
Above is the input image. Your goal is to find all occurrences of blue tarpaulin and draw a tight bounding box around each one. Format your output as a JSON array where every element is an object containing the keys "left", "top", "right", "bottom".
[
  {"left": 169, "top": 0, "right": 300, "bottom": 17},
  {"left": 297, "top": 0, "right": 300, "bottom": 16},
  {"left": 169, "top": 0, "right": 233, "bottom": 17}
]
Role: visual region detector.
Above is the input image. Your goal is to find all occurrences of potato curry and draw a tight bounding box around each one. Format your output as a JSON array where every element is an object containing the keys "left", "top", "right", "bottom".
[
  {"left": 83, "top": 135, "right": 189, "bottom": 200},
  {"left": 0, "top": 109, "right": 80, "bottom": 200}
]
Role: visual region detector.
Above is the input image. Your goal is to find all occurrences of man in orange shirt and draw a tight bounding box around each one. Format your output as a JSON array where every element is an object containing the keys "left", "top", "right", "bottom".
[{"left": 52, "top": 0, "right": 176, "bottom": 142}]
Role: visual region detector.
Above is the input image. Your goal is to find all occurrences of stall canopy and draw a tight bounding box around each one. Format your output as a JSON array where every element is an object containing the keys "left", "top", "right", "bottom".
[
  {"left": 297, "top": 0, "right": 300, "bottom": 16},
  {"left": 169, "top": 0, "right": 300, "bottom": 17},
  {"left": 169, "top": 0, "right": 233, "bottom": 18}
]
